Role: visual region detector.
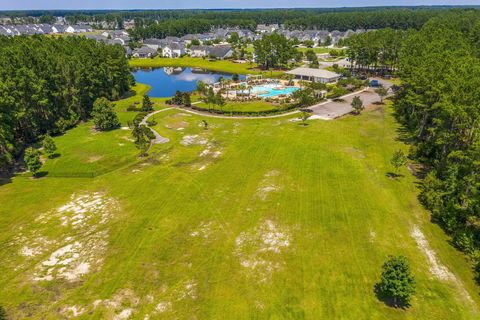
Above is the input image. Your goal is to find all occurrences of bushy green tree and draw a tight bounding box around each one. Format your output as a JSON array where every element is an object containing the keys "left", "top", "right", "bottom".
[
  {"left": 300, "top": 110, "right": 311, "bottom": 126},
  {"left": 42, "top": 135, "right": 57, "bottom": 158},
  {"left": 132, "top": 125, "right": 154, "bottom": 156},
  {"left": 92, "top": 98, "right": 120, "bottom": 131},
  {"left": 377, "top": 255, "right": 415, "bottom": 307},
  {"left": 351, "top": 96, "right": 364, "bottom": 114},
  {"left": 142, "top": 95, "right": 154, "bottom": 112},
  {"left": 24, "top": 147, "right": 42, "bottom": 177},
  {"left": 375, "top": 87, "right": 388, "bottom": 103},
  {"left": 390, "top": 149, "right": 407, "bottom": 173}
]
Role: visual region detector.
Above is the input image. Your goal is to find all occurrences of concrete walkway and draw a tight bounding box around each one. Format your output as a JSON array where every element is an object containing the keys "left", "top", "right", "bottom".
[{"left": 140, "top": 108, "right": 174, "bottom": 144}]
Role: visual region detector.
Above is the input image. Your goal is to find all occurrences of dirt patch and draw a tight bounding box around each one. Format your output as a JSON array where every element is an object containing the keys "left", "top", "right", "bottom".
[
  {"left": 256, "top": 170, "right": 281, "bottom": 201},
  {"left": 411, "top": 225, "right": 476, "bottom": 306},
  {"left": 60, "top": 305, "right": 86, "bottom": 318},
  {"left": 33, "top": 230, "right": 108, "bottom": 282},
  {"left": 234, "top": 219, "right": 291, "bottom": 282},
  {"left": 343, "top": 147, "right": 366, "bottom": 159},
  {"left": 411, "top": 226, "right": 454, "bottom": 281},
  {"left": 199, "top": 143, "right": 222, "bottom": 159},
  {"left": 180, "top": 135, "right": 208, "bottom": 146},
  {"left": 87, "top": 155, "right": 103, "bottom": 163},
  {"left": 19, "top": 192, "right": 119, "bottom": 283}
]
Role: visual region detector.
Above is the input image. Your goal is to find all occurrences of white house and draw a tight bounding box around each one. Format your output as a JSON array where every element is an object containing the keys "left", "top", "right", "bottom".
[
  {"left": 188, "top": 45, "right": 208, "bottom": 57},
  {"left": 286, "top": 67, "right": 341, "bottom": 83},
  {"left": 52, "top": 25, "right": 75, "bottom": 34},
  {"left": 162, "top": 43, "right": 185, "bottom": 58}
]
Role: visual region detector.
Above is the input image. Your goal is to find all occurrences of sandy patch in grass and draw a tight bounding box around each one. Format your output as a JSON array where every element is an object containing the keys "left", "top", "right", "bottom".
[
  {"left": 121, "top": 127, "right": 130, "bottom": 130},
  {"left": 180, "top": 135, "right": 208, "bottom": 146},
  {"left": 343, "top": 147, "right": 366, "bottom": 159},
  {"left": 16, "top": 233, "right": 55, "bottom": 259},
  {"left": 256, "top": 170, "right": 281, "bottom": 201},
  {"left": 60, "top": 305, "right": 86, "bottom": 318},
  {"left": 411, "top": 225, "right": 454, "bottom": 281},
  {"left": 234, "top": 219, "right": 291, "bottom": 282},
  {"left": 199, "top": 143, "right": 223, "bottom": 159},
  {"left": 411, "top": 225, "right": 475, "bottom": 305},
  {"left": 19, "top": 192, "right": 119, "bottom": 282},
  {"left": 57, "top": 192, "right": 118, "bottom": 229},
  {"left": 87, "top": 155, "right": 103, "bottom": 163},
  {"left": 155, "top": 301, "right": 172, "bottom": 313},
  {"left": 95, "top": 288, "right": 140, "bottom": 319},
  {"left": 33, "top": 230, "right": 108, "bottom": 282}
]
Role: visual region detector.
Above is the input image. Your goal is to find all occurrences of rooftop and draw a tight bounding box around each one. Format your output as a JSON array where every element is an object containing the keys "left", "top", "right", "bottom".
[{"left": 286, "top": 67, "right": 341, "bottom": 79}]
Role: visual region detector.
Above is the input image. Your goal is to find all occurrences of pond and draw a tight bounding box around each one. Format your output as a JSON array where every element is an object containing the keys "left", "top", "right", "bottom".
[{"left": 131, "top": 67, "right": 245, "bottom": 98}]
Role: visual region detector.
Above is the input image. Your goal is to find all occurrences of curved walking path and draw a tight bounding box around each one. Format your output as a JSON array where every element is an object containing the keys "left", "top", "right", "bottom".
[{"left": 140, "top": 108, "right": 174, "bottom": 144}]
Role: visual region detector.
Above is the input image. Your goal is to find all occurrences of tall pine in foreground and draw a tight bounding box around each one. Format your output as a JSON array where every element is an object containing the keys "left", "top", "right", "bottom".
[{"left": 377, "top": 255, "right": 416, "bottom": 308}]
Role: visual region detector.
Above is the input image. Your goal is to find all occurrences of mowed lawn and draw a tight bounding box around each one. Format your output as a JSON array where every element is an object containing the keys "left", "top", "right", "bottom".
[{"left": 0, "top": 99, "right": 479, "bottom": 318}]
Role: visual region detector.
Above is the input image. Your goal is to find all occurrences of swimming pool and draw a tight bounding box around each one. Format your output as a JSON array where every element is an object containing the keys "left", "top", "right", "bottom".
[{"left": 240, "top": 82, "right": 300, "bottom": 98}]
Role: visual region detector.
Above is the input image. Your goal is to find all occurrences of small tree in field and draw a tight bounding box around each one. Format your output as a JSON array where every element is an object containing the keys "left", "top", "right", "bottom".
[
  {"left": 201, "top": 120, "right": 208, "bottom": 130},
  {"left": 92, "top": 97, "right": 120, "bottom": 131},
  {"left": 42, "top": 135, "right": 57, "bottom": 158},
  {"left": 24, "top": 147, "right": 42, "bottom": 177},
  {"left": 300, "top": 110, "right": 311, "bottom": 126},
  {"left": 390, "top": 149, "right": 407, "bottom": 173},
  {"left": 351, "top": 96, "right": 364, "bottom": 115},
  {"left": 377, "top": 255, "right": 415, "bottom": 307},
  {"left": 375, "top": 86, "right": 388, "bottom": 103},
  {"left": 142, "top": 95, "right": 154, "bottom": 111}
]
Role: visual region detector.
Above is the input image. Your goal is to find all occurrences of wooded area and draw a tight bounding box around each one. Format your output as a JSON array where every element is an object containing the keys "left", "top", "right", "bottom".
[
  {"left": 394, "top": 11, "right": 480, "bottom": 278},
  {"left": 0, "top": 36, "right": 132, "bottom": 173}
]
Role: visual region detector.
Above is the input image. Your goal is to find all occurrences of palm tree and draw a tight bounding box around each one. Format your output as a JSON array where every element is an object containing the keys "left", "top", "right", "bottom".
[
  {"left": 247, "top": 85, "right": 253, "bottom": 99},
  {"left": 239, "top": 83, "right": 247, "bottom": 101}
]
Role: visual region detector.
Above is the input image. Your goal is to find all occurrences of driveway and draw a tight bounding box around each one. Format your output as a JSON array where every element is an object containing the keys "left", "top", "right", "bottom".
[{"left": 308, "top": 88, "right": 387, "bottom": 120}]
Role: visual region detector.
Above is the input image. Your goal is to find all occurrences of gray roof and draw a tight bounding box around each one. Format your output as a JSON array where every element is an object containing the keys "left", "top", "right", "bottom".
[
  {"left": 207, "top": 45, "right": 232, "bottom": 58},
  {"left": 144, "top": 38, "right": 163, "bottom": 45},
  {"left": 136, "top": 46, "right": 158, "bottom": 54}
]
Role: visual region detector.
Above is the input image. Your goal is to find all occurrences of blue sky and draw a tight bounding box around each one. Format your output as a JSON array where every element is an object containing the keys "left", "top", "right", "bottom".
[{"left": 0, "top": 1, "right": 477, "bottom": 10}]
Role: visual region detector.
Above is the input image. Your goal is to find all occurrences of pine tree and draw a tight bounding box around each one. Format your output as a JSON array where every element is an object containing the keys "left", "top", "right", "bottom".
[
  {"left": 92, "top": 98, "right": 120, "bottom": 131},
  {"left": 377, "top": 255, "right": 416, "bottom": 307},
  {"left": 24, "top": 147, "right": 42, "bottom": 177},
  {"left": 42, "top": 135, "right": 57, "bottom": 158},
  {"left": 142, "top": 95, "right": 154, "bottom": 112}
]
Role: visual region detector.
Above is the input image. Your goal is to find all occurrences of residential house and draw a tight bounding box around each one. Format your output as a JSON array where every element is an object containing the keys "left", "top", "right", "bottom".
[
  {"left": 133, "top": 46, "right": 158, "bottom": 58},
  {"left": 189, "top": 45, "right": 208, "bottom": 57},
  {"left": 143, "top": 38, "right": 164, "bottom": 50},
  {"left": 162, "top": 43, "right": 185, "bottom": 58},
  {"left": 207, "top": 45, "right": 234, "bottom": 59}
]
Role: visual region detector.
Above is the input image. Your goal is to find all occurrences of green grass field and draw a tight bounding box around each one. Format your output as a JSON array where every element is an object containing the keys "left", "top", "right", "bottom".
[
  {"left": 0, "top": 86, "right": 478, "bottom": 319},
  {"left": 129, "top": 57, "right": 284, "bottom": 77}
]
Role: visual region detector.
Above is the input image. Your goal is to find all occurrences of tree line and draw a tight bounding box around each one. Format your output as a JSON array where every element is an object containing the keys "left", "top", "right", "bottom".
[
  {"left": 394, "top": 11, "right": 480, "bottom": 280},
  {"left": 344, "top": 28, "right": 406, "bottom": 73},
  {"left": 0, "top": 35, "right": 132, "bottom": 174}
]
